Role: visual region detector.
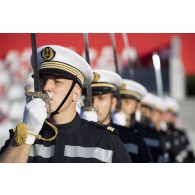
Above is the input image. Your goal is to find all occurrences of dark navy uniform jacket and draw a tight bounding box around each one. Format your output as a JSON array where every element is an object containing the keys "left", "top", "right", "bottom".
[
  {"left": 0, "top": 113, "right": 131, "bottom": 163},
  {"left": 131, "top": 122, "right": 170, "bottom": 163},
  {"left": 167, "top": 124, "right": 195, "bottom": 163},
  {"left": 159, "top": 130, "right": 176, "bottom": 162},
  {"left": 111, "top": 123, "right": 153, "bottom": 163}
]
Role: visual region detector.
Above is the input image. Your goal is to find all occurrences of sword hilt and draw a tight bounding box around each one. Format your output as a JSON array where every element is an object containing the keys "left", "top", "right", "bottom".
[{"left": 25, "top": 86, "right": 51, "bottom": 118}]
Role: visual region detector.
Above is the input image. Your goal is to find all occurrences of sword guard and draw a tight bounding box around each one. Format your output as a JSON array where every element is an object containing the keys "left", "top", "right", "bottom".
[{"left": 25, "top": 86, "right": 51, "bottom": 118}]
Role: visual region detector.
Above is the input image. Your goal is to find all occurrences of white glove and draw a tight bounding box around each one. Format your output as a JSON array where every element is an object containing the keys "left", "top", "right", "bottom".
[
  {"left": 112, "top": 111, "right": 126, "bottom": 126},
  {"left": 23, "top": 98, "right": 47, "bottom": 144},
  {"left": 81, "top": 110, "right": 98, "bottom": 122}
]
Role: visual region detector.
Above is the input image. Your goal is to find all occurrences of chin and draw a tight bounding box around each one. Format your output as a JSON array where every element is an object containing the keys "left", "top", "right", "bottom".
[{"left": 47, "top": 105, "right": 55, "bottom": 113}]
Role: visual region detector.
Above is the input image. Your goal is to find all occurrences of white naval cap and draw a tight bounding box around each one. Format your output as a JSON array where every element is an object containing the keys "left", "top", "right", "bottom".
[
  {"left": 119, "top": 79, "right": 147, "bottom": 101},
  {"left": 141, "top": 93, "right": 155, "bottom": 108},
  {"left": 91, "top": 69, "right": 122, "bottom": 92},
  {"left": 142, "top": 93, "right": 166, "bottom": 112},
  {"left": 32, "top": 45, "right": 93, "bottom": 87},
  {"left": 164, "top": 96, "right": 180, "bottom": 114}
]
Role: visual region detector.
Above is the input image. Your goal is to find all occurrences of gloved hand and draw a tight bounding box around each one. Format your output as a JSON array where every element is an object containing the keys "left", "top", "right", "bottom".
[
  {"left": 112, "top": 111, "right": 126, "bottom": 126},
  {"left": 81, "top": 110, "right": 98, "bottom": 122},
  {"left": 23, "top": 98, "right": 47, "bottom": 144}
]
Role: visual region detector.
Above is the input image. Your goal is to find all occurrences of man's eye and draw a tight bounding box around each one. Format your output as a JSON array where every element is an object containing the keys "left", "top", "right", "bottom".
[{"left": 55, "top": 80, "right": 63, "bottom": 84}]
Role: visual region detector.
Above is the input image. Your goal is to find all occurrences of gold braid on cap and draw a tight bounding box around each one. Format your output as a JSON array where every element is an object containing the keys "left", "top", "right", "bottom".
[
  {"left": 120, "top": 90, "right": 141, "bottom": 100},
  {"left": 119, "top": 83, "right": 141, "bottom": 100},
  {"left": 91, "top": 83, "right": 116, "bottom": 90},
  {"left": 40, "top": 61, "right": 85, "bottom": 85}
]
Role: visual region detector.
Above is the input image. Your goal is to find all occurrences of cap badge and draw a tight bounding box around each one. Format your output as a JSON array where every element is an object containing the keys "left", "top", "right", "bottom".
[
  {"left": 120, "top": 83, "right": 126, "bottom": 90},
  {"left": 41, "top": 47, "right": 56, "bottom": 61},
  {"left": 93, "top": 72, "right": 100, "bottom": 82}
]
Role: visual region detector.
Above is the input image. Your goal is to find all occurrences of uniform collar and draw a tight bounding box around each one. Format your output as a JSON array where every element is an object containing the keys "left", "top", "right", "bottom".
[{"left": 54, "top": 112, "right": 82, "bottom": 134}]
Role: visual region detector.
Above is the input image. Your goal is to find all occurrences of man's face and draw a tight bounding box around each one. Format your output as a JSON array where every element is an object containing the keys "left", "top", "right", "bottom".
[
  {"left": 164, "top": 111, "right": 177, "bottom": 124},
  {"left": 141, "top": 105, "right": 152, "bottom": 119},
  {"left": 92, "top": 93, "right": 115, "bottom": 124},
  {"left": 120, "top": 98, "right": 138, "bottom": 115},
  {"left": 40, "top": 76, "right": 80, "bottom": 114},
  {"left": 150, "top": 109, "right": 163, "bottom": 129}
]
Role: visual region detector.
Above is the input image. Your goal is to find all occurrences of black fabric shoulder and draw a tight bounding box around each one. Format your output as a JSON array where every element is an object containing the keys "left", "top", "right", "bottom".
[{"left": 0, "top": 129, "right": 15, "bottom": 155}]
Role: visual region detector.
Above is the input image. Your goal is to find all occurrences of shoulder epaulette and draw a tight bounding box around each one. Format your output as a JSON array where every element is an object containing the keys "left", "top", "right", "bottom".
[
  {"left": 107, "top": 125, "right": 115, "bottom": 132},
  {"left": 106, "top": 125, "right": 118, "bottom": 135},
  {"left": 90, "top": 121, "right": 106, "bottom": 128},
  {"left": 90, "top": 121, "right": 118, "bottom": 135}
]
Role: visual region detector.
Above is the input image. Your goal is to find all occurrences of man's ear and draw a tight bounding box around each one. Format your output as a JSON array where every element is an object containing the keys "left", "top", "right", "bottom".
[
  {"left": 111, "top": 97, "right": 117, "bottom": 112},
  {"left": 72, "top": 84, "right": 82, "bottom": 102}
]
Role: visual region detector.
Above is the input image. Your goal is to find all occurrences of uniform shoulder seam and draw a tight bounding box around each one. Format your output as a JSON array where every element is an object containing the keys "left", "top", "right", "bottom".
[{"left": 90, "top": 121, "right": 118, "bottom": 135}]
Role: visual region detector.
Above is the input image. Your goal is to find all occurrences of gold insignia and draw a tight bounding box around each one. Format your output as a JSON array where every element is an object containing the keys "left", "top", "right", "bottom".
[
  {"left": 107, "top": 126, "right": 115, "bottom": 132},
  {"left": 93, "top": 72, "right": 100, "bottom": 82},
  {"left": 120, "top": 83, "right": 126, "bottom": 90},
  {"left": 41, "top": 47, "right": 56, "bottom": 61}
]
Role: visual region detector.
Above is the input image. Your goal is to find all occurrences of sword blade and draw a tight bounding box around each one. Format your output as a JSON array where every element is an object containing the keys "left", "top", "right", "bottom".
[
  {"left": 152, "top": 53, "right": 163, "bottom": 97},
  {"left": 30, "top": 33, "right": 40, "bottom": 92},
  {"left": 83, "top": 33, "right": 92, "bottom": 108},
  {"left": 122, "top": 33, "right": 134, "bottom": 79},
  {"left": 110, "top": 33, "right": 120, "bottom": 74}
]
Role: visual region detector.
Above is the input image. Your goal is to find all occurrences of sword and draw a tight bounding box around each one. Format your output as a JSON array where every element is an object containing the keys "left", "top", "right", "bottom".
[
  {"left": 83, "top": 33, "right": 92, "bottom": 110},
  {"left": 122, "top": 33, "right": 134, "bottom": 79},
  {"left": 109, "top": 33, "right": 122, "bottom": 112},
  {"left": 30, "top": 33, "right": 40, "bottom": 92},
  {"left": 110, "top": 33, "right": 120, "bottom": 74},
  {"left": 14, "top": 34, "right": 55, "bottom": 145},
  {"left": 152, "top": 53, "right": 164, "bottom": 97},
  {"left": 25, "top": 33, "right": 51, "bottom": 117}
]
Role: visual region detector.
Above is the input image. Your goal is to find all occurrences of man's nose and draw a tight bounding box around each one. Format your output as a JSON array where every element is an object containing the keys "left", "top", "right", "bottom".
[
  {"left": 43, "top": 79, "right": 55, "bottom": 92},
  {"left": 92, "top": 97, "right": 99, "bottom": 108}
]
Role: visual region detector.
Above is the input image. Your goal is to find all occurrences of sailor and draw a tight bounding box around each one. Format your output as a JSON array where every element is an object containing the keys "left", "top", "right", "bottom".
[
  {"left": 85, "top": 69, "right": 152, "bottom": 162},
  {"left": 164, "top": 96, "right": 195, "bottom": 162},
  {"left": 0, "top": 45, "right": 131, "bottom": 163},
  {"left": 138, "top": 93, "right": 171, "bottom": 162},
  {"left": 114, "top": 79, "right": 148, "bottom": 128}
]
